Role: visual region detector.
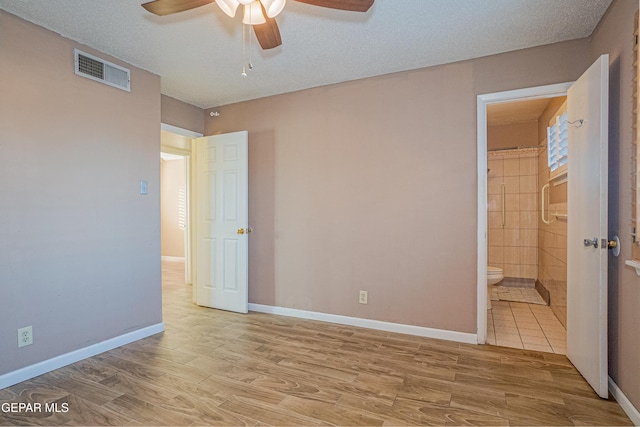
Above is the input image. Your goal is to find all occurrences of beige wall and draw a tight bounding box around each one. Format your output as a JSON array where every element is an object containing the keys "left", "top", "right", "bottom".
[
  {"left": 161, "top": 94, "right": 205, "bottom": 135},
  {"left": 204, "top": 38, "right": 589, "bottom": 334},
  {"left": 487, "top": 121, "right": 538, "bottom": 151},
  {"left": 590, "top": 0, "right": 640, "bottom": 410},
  {"left": 0, "top": 12, "right": 162, "bottom": 374},
  {"left": 161, "top": 159, "right": 186, "bottom": 258}
]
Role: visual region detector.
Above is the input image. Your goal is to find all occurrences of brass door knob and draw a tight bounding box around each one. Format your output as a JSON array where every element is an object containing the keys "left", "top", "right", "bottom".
[{"left": 237, "top": 228, "right": 245, "bottom": 235}]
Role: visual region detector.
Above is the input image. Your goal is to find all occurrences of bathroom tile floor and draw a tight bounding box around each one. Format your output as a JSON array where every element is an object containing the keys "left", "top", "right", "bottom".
[
  {"left": 493, "top": 285, "right": 546, "bottom": 305},
  {"left": 487, "top": 300, "right": 566, "bottom": 354}
]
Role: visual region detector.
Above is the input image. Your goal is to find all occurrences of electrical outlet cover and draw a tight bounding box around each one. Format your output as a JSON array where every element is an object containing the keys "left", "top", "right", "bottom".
[
  {"left": 359, "top": 290, "right": 368, "bottom": 304},
  {"left": 18, "top": 326, "right": 33, "bottom": 348}
]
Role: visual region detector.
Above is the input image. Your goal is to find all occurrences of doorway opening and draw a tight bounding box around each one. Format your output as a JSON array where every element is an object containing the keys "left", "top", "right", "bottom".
[
  {"left": 476, "top": 83, "right": 572, "bottom": 348},
  {"left": 484, "top": 95, "right": 568, "bottom": 354},
  {"left": 161, "top": 150, "right": 189, "bottom": 292},
  {"left": 160, "top": 123, "right": 202, "bottom": 303}
]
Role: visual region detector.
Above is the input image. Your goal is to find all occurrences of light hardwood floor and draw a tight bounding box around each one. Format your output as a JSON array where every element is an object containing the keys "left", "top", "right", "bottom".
[{"left": 0, "top": 260, "right": 632, "bottom": 426}]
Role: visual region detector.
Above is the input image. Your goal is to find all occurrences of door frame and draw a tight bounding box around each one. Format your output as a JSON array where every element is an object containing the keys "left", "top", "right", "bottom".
[
  {"left": 160, "top": 123, "right": 203, "bottom": 297},
  {"left": 476, "top": 82, "right": 573, "bottom": 344}
]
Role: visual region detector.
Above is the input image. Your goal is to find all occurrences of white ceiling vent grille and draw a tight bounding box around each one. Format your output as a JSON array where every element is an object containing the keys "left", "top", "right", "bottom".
[{"left": 74, "top": 49, "right": 130, "bottom": 92}]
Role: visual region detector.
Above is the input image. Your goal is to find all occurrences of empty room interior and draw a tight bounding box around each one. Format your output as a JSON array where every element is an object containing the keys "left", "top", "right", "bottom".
[{"left": 1, "top": 0, "right": 640, "bottom": 425}]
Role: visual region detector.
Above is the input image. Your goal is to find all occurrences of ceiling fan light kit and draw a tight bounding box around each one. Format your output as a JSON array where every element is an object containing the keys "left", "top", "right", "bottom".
[
  {"left": 215, "top": 0, "right": 240, "bottom": 17},
  {"left": 243, "top": 1, "right": 268, "bottom": 24},
  {"left": 214, "top": 0, "right": 286, "bottom": 23},
  {"left": 261, "top": 0, "right": 287, "bottom": 18},
  {"left": 142, "top": 0, "right": 374, "bottom": 50}
]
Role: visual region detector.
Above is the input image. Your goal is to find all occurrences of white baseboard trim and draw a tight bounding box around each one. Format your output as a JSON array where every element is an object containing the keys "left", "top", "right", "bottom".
[
  {"left": 609, "top": 376, "right": 640, "bottom": 426},
  {"left": 0, "top": 323, "right": 165, "bottom": 390},
  {"left": 249, "top": 303, "right": 477, "bottom": 344},
  {"left": 161, "top": 256, "right": 185, "bottom": 262}
]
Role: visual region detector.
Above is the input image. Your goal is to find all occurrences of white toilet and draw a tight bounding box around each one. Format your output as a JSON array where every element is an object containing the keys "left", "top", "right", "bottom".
[{"left": 487, "top": 266, "right": 504, "bottom": 309}]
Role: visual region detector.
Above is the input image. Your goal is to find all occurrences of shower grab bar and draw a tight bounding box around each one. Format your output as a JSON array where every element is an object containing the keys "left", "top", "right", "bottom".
[
  {"left": 501, "top": 183, "right": 506, "bottom": 228},
  {"left": 541, "top": 183, "right": 552, "bottom": 224}
]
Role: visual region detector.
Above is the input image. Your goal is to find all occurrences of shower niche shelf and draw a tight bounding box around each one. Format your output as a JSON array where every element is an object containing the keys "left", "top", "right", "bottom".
[{"left": 549, "top": 170, "right": 567, "bottom": 185}]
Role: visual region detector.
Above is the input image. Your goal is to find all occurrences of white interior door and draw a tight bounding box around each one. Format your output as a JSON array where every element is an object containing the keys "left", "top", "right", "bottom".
[
  {"left": 194, "top": 131, "right": 249, "bottom": 313},
  {"left": 567, "top": 54, "right": 609, "bottom": 398}
]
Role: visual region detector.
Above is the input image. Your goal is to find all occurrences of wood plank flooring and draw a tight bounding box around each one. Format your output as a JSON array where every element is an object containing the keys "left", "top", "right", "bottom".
[{"left": 0, "top": 260, "right": 632, "bottom": 426}]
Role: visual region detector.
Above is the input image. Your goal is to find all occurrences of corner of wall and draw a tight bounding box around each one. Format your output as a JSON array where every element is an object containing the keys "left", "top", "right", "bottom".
[{"left": 161, "top": 94, "right": 205, "bottom": 135}]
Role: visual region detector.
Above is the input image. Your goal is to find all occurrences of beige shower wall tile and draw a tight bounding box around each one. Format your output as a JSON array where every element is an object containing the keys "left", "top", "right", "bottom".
[
  {"left": 504, "top": 176, "right": 519, "bottom": 194},
  {"left": 504, "top": 229, "right": 520, "bottom": 247},
  {"left": 503, "top": 247, "right": 520, "bottom": 264},
  {"left": 503, "top": 264, "right": 521, "bottom": 277},
  {"left": 520, "top": 247, "right": 537, "bottom": 265},
  {"left": 520, "top": 211, "right": 537, "bottom": 228},
  {"left": 520, "top": 157, "right": 537, "bottom": 175},
  {"left": 522, "top": 264, "right": 537, "bottom": 279},
  {"left": 504, "top": 158, "right": 520, "bottom": 176},
  {"left": 488, "top": 158, "right": 503, "bottom": 177},
  {"left": 519, "top": 193, "right": 537, "bottom": 211},
  {"left": 519, "top": 175, "right": 537, "bottom": 193},
  {"left": 488, "top": 211, "right": 503, "bottom": 228},
  {"left": 488, "top": 229, "right": 504, "bottom": 246},
  {"left": 505, "top": 194, "right": 519, "bottom": 212},
  {"left": 488, "top": 177, "right": 503, "bottom": 195},
  {"left": 504, "top": 212, "right": 519, "bottom": 229},
  {"left": 488, "top": 194, "right": 501, "bottom": 211},
  {"left": 556, "top": 230, "right": 567, "bottom": 251},
  {"left": 521, "top": 229, "right": 537, "bottom": 247},
  {"left": 488, "top": 246, "right": 504, "bottom": 264}
]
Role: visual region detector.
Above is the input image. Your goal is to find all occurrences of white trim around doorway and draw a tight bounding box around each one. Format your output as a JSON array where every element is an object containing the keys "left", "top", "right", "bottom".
[
  {"left": 161, "top": 123, "right": 203, "bottom": 139},
  {"left": 476, "top": 82, "right": 573, "bottom": 344}
]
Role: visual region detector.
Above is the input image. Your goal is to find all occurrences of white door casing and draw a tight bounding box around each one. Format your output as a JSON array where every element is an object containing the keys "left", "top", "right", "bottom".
[
  {"left": 476, "top": 82, "right": 573, "bottom": 344},
  {"left": 194, "top": 131, "right": 249, "bottom": 313},
  {"left": 566, "top": 54, "right": 609, "bottom": 399}
]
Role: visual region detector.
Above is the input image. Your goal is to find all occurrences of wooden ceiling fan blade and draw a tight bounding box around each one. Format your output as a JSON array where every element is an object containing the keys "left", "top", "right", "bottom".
[
  {"left": 293, "top": 0, "right": 373, "bottom": 12},
  {"left": 253, "top": 17, "right": 282, "bottom": 49},
  {"left": 142, "top": 0, "right": 216, "bottom": 16}
]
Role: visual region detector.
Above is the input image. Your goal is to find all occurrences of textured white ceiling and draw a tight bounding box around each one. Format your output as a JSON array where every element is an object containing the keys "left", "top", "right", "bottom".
[
  {"left": 488, "top": 98, "right": 554, "bottom": 126},
  {"left": 0, "top": 0, "right": 612, "bottom": 109}
]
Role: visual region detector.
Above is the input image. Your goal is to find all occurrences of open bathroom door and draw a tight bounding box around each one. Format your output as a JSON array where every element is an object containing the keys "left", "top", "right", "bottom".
[
  {"left": 566, "top": 54, "right": 609, "bottom": 399},
  {"left": 193, "top": 131, "right": 249, "bottom": 313}
]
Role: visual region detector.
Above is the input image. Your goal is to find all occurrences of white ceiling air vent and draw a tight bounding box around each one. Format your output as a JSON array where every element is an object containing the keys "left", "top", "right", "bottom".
[{"left": 74, "top": 49, "right": 130, "bottom": 92}]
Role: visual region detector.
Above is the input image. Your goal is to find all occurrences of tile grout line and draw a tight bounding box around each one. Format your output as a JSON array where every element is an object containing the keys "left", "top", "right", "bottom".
[
  {"left": 508, "top": 303, "right": 524, "bottom": 349},
  {"left": 519, "top": 302, "right": 552, "bottom": 353}
]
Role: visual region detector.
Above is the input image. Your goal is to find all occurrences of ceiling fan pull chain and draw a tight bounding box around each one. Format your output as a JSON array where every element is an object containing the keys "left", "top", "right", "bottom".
[
  {"left": 241, "top": 23, "right": 248, "bottom": 78},
  {"left": 248, "top": 20, "right": 254, "bottom": 71}
]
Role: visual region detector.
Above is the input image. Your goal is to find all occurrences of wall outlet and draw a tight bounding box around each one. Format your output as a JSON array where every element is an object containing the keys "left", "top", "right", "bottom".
[
  {"left": 18, "top": 326, "right": 33, "bottom": 348},
  {"left": 359, "top": 290, "right": 368, "bottom": 304}
]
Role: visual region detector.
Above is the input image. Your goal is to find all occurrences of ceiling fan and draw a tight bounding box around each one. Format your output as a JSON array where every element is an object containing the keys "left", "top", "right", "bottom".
[{"left": 142, "top": 0, "right": 374, "bottom": 50}]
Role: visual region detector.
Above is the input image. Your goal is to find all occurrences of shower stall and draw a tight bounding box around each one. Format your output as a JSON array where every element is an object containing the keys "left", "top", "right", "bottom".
[{"left": 487, "top": 147, "right": 539, "bottom": 282}]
